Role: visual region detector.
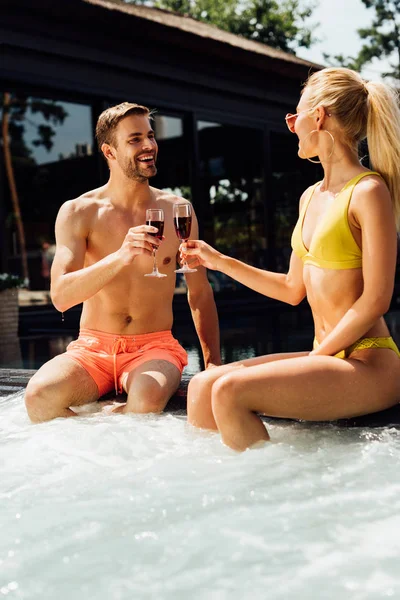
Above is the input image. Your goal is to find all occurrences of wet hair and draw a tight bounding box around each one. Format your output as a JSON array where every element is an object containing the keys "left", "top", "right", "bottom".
[
  {"left": 95, "top": 102, "right": 152, "bottom": 151},
  {"left": 304, "top": 67, "right": 400, "bottom": 229}
]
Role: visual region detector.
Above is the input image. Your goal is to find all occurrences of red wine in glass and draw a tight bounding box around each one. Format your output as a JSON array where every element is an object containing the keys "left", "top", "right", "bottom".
[
  {"left": 144, "top": 208, "right": 167, "bottom": 278},
  {"left": 174, "top": 204, "right": 197, "bottom": 273},
  {"left": 174, "top": 216, "right": 191, "bottom": 241},
  {"left": 147, "top": 220, "right": 164, "bottom": 241}
]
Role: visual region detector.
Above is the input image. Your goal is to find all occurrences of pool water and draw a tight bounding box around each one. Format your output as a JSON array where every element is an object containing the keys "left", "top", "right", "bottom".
[{"left": 1, "top": 346, "right": 400, "bottom": 599}]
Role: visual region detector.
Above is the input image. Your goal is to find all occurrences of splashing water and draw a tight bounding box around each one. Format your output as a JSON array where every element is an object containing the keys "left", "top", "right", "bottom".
[{"left": 1, "top": 390, "right": 400, "bottom": 600}]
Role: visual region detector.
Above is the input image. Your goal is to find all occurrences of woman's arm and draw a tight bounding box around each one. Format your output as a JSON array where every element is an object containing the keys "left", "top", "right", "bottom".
[
  {"left": 184, "top": 210, "right": 221, "bottom": 367},
  {"left": 182, "top": 240, "right": 306, "bottom": 306},
  {"left": 181, "top": 191, "right": 310, "bottom": 306}
]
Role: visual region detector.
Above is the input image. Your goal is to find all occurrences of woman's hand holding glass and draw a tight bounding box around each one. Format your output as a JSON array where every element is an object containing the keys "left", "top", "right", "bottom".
[
  {"left": 141, "top": 204, "right": 219, "bottom": 278},
  {"left": 173, "top": 203, "right": 197, "bottom": 273},
  {"left": 179, "top": 240, "right": 222, "bottom": 271}
]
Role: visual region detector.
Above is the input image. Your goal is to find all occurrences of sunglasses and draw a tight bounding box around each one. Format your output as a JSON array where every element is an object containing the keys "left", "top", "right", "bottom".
[
  {"left": 285, "top": 110, "right": 310, "bottom": 133},
  {"left": 285, "top": 109, "right": 332, "bottom": 133}
]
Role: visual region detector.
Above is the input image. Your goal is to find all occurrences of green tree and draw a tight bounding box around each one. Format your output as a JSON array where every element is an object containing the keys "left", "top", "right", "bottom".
[
  {"left": 129, "top": 0, "right": 317, "bottom": 54},
  {"left": 1, "top": 94, "right": 67, "bottom": 284},
  {"left": 324, "top": 0, "right": 400, "bottom": 82},
  {"left": 228, "top": 0, "right": 316, "bottom": 52}
]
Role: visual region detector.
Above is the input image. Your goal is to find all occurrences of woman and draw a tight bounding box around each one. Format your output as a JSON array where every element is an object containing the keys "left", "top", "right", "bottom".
[{"left": 181, "top": 67, "right": 400, "bottom": 451}]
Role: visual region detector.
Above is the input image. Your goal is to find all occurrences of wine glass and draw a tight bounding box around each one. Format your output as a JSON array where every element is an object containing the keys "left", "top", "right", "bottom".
[
  {"left": 174, "top": 203, "right": 197, "bottom": 274},
  {"left": 144, "top": 208, "right": 167, "bottom": 278}
]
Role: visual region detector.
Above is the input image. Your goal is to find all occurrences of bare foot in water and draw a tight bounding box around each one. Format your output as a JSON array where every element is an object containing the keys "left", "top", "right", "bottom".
[{"left": 101, "top": 401, "right": 126, "bottom": 414}]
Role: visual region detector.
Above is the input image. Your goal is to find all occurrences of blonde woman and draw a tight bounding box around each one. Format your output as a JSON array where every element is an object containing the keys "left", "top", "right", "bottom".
[{"left": 181, "top": 67, "right": 400, "bottom": 451}]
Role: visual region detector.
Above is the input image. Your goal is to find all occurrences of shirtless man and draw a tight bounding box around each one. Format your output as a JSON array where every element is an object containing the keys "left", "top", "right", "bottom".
[{"left": 25, "top": 102, "right": 221, "bottom": 422}]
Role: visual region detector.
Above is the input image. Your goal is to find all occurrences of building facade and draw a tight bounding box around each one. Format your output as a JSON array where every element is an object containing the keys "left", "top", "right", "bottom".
[{"left": 1, "top": 0, "right": 324, "bottom": 292}]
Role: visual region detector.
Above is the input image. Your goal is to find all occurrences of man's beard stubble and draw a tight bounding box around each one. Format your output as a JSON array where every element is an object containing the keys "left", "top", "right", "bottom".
[{"left": 122, "top": 158, "right": 157, "bottom": 183}]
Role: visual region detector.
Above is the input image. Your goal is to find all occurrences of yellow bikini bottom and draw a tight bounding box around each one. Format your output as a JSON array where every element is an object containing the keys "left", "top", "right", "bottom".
[{"left": 313, "top": 336, "right": 400, "bottom": 359}]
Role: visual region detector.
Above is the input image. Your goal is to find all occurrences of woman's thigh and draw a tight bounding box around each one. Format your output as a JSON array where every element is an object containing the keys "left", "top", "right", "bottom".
[
  {"left": 215, "top": 350, "right": 400, "bottom": 421},
  {"left": 194, "top": 350, "right": 310, "bottom": 385},
  {"left": 187, "top": 351, "right": 310, "bottom": 429}
]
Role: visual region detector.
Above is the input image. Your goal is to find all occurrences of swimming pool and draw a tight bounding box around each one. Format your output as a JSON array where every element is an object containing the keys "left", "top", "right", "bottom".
[{"left": 1, "top": 346, "right": 400, "bottom": 600}]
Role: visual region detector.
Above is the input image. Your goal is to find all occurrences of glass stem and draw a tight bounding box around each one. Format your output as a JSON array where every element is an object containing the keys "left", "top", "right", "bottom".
[
  {"left": 182, "top": 238, "right": 188, "bottom": 269},
  {"left": 153, "top": 248, "right": 158, "bottom": 273}
]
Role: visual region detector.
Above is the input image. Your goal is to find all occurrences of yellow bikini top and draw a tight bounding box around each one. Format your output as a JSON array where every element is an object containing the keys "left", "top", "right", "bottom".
[{"left": 291, "top": 171, "right": 381, "bottom": 270}]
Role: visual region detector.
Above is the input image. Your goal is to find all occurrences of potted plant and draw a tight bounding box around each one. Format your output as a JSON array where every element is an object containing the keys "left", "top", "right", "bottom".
[{"left": 0, "top": 273, "right": 26, "bottom": 368}]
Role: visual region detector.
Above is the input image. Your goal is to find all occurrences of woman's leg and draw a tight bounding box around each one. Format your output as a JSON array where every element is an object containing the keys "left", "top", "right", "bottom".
[
  {"left": 187, "top": 351, "right": 309, "bottom": 430},
  {"left": 210, "top": 350, "right": 400, "bottom": 451}
]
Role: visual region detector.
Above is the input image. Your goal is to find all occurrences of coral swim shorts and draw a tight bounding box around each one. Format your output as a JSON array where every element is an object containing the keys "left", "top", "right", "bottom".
[{"left": 66, "top": 328, "right": 188, "bottom": 397}]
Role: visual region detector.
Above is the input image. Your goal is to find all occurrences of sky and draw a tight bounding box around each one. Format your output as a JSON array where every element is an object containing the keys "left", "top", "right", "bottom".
[
  {"left": 25, "top": 104, "right": 93, "bottom": 165},
  {"left": 297, "top": 0, "right": 392, "bottom": 81}
]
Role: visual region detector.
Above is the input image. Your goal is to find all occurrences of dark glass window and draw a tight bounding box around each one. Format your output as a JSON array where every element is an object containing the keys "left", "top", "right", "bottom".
[
  {"left": 1, "top": 92, "right": 96, "bottom": 289},
  {"left": 269, "top": 131, "right": 321, "bottom": 272},
  {"left": 153, "top": 114, "right": 191, "bottom": 200},
  {"left": 197, "top": 120, "right": 266, "bottom": 292}
]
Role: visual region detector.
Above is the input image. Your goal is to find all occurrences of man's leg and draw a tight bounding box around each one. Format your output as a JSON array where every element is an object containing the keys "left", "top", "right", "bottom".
[
  {"left": 25, "top": 354, "right": 99, "bottom": 422},
  {"left": 119, "top": 359, "right": 181, "bottom": 414}
]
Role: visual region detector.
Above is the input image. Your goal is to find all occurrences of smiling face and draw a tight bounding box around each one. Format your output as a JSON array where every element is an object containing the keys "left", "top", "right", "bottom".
[{"left": 108, "top": 114, "right": 158, "bottom": 182}]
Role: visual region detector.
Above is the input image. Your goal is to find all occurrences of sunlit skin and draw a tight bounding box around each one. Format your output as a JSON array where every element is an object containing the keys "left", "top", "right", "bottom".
[
  {"left": 24, "top": 114, "right": 221, "bottom": 422},
  {"left": 182, "top": 87, "right": 400, "bottom": 452}
]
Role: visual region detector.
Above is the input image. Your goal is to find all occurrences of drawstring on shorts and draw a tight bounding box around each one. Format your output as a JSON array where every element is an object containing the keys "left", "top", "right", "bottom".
[{"left": 111, "top": 337, "right": 128, "bottom": 395}]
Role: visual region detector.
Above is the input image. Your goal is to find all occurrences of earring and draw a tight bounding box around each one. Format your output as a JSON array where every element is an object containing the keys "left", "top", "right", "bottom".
[{"left": 300, "top": 129, "right": 335, "bottom": 164}]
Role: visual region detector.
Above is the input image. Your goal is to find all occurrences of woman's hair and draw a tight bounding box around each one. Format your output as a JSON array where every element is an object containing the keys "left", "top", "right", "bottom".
[{"left": 304, "top": 67, "right": 400, "bottom": 230}]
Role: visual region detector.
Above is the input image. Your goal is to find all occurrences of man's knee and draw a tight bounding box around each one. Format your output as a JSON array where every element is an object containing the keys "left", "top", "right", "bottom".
[
  {"left": 125, "top": 392, "right": 169, "bottom": 414},
  {"left": 125, "top": 362, "right": 181, "bottom": 414},
  {"left": 25, "top": 376, "right": 60, "bottom": 422},
  {"left": 125, "top": 380, "right": 173, "bottom": 413}
]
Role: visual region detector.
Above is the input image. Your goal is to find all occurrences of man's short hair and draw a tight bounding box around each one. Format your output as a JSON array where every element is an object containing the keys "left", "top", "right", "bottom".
[{"left": 95, "top": 102, "right": 152, "bottom": 150}]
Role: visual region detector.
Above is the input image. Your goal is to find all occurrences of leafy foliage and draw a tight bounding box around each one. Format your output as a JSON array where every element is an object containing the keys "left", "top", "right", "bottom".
[
  {"left": 324, "top": 0, "right": 400, "bottom": 82},
  {"left": 0, "top": 273, "right": 27, "bottom": 291},
  {"left": 1, "top": 94, "right": 68, "bottom": 284},
  {"left": 1, "top": 95, "right": 68, "bottom": 160},
  {"left": 128, "top": 0, "right": 318, "bottom": 53}
]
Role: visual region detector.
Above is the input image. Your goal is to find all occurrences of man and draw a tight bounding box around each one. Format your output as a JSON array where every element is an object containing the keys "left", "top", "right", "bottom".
[{"left": 25, "top": 102, "right": 221, "bottom": 422}]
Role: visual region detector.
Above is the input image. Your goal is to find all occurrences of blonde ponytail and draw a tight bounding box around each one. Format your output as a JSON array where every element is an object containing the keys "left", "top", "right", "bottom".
[
  {"left": 365, "top": 81, "right": 400, "bottom": 230},
  {"left": 304, "top": 68, "right": 400, "bottom": 230}
]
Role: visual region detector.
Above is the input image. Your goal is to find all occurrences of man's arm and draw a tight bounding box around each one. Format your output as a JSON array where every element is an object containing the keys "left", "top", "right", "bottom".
[
  {"left": 183, "top": 209, "right": 221, "bottom": 368},
  {"left": 51, "top": 200, "right": 158, "bottom": 312}
]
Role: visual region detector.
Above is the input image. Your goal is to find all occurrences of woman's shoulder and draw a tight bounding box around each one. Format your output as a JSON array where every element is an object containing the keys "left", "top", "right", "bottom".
[
  {"left": 299, "top": 181, "right": 321, "bottom": 209},
  {"left": 352, "top": 171, "right": 390, "bottom": 203},
  {"left": 350, "top": 171, "right": 393, "bottom": 227}
]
